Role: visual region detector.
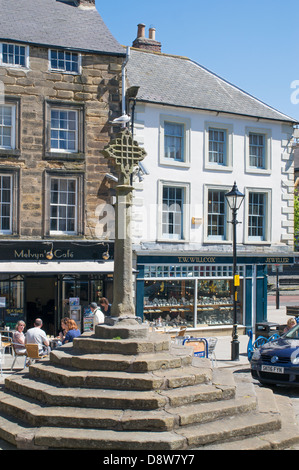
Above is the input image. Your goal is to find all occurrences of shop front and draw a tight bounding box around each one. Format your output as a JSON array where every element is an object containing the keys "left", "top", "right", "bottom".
[
  {"left": 0, "top": 241, "right": 114, "bottom": 335},
  {"left": 135, "top": 253, "right": 294, "bottom": 334}
]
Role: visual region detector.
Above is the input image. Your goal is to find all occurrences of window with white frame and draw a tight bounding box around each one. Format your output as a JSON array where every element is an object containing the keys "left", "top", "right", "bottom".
[
  {"left": 159, "top": 115, "right": 190, "bottom": 166},
  {"left": 50, "top": 177, "right": 77, "bottom": 234},
  {"left": 50, "top": 108, "right": 78, "bottom": 153},
  {"left": 245, "top": 127, "right": 272, "bottom": 173},
  {"left": 248, "top": 192, "right": 265, "bottom": 240},
  {"left": 204, "top": 122, "right": 233, "bottom": 170},
  {"left": 164, "top": 122, "right": 184, "bottom": 161},
  {"left": 162, "top": 186, "right": 183, "bottom": 239},
  {"left": 207, "top": 189, "right": 227, "bottom": 240},
  {"left": 45, "top": 102, "right": 84, "bottom": 158},
  {"left": 0, "top": 43, "right": 28, "bottom": 68},
  {"left": 158, "top": 182, "right": 190, "bottom": 241},
  {"left": 249, "top": 133, "right": 265, "bottom": 168},
  {"left": 49, "top": 49, "right": 80, "bottom": 74},
  {"left": 209, "top": 128, "right": 226, "bottom": 165},
  {"left": 245, "top": 188, "right": 271, "bottom": 243},
  {"left": 0, "top": 105, "right": 16, "bottom": 149},
  {"left": 0, "top": 174, "right": 12, "bottom": 234}
]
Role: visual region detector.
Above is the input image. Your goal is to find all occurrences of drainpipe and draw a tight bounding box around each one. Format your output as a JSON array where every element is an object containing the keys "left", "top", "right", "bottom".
[{"left": 122, "top": 46, "right": 130, "bottom": 117}]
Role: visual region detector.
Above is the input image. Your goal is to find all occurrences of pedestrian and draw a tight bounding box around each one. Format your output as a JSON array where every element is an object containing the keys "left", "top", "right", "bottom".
[
  {"left": 90, "top": 302, "right": 105, "bottom": 330},
  {"left": 13, "top": 320, "right": 26, "bottom": 354},
  {"left": 25, "top": 318, "right": 50, "bottom": 354},
  {"left": 99, "top": 297, "right": 111, "bottom": 316},
  {"left": 62, "top": 318, "right": 81, "bottom": 345},
  {"left": 283, "top": 317, "right": 297, "bottom": 334}
]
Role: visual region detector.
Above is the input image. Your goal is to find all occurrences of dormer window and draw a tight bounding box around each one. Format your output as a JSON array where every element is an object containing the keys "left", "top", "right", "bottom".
[
  {"left": 0, "top": 43, "right": 29, "bottom": 68},
  {"left": 49, "top": 49, "right": 80, "bottom": 74}
]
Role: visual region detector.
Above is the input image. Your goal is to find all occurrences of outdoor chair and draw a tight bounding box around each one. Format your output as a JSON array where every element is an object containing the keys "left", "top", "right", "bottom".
[
  {"left": 207, "top": 337, "right": 218, "bottom": 367},
  {"left": 11, "top": 342, "right": 27, "bottom": 370},
  {"left": 1, "top": 336, "right": 12, "bottom": 354},
  {"left": 171, "top": 326, "right": 188, "bottom": 344},
  {"left": 25, "top": 344, "right": 48, "bottom": 366}
]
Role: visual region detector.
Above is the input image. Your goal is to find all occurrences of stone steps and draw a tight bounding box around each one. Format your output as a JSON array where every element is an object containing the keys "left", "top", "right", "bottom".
[
  {"left": 4, "top": 372, "right": 234, "bottom": 410},
  {"left": 199, "top": 380, "right": 299, "bottom": 450},
  {"left": 0, "top": 405, "right": 282, "bottom": 450},
  {"left": 0, "top": 387, "right": 256, "bottom": 432},
  {"left": 0, "top": 363, "right": 294, "bottom": 451},
  {"left": 50, "top": 347, "right": 193, "bottom": 372},
  {"left": 73, "top": 331, "right": 171, "bottom": 355},
  {"left": 0, "top": 317, "right": 298, "bottom": 450},
  {"left": 27, "top": 361, "right": 212, "bottom": 390}
]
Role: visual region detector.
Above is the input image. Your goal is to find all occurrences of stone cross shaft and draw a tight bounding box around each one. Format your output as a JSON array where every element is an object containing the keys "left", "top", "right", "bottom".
[{"left": 102, "top": 129, "right": 147, "bottom": 318}]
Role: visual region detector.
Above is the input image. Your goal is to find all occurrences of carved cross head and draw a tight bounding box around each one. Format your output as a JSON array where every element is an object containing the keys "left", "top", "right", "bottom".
[{"left": 102, "top": 129, "right": 147, "bottom": 184}]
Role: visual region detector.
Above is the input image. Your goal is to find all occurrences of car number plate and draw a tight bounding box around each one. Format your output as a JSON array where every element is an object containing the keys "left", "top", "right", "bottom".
[{"left": 261, "top": 365, "right": 284, "bottom": 374}]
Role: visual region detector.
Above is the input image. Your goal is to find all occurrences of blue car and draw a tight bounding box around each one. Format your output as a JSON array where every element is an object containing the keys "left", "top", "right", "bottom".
[{"left": 251, "top": 324, "right": 299, "bottom": 386}]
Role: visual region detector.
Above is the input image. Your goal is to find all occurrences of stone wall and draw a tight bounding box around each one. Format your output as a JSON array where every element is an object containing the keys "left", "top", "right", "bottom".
[{"left": 0, "top": 45, "right": 123, "bottom": 239}]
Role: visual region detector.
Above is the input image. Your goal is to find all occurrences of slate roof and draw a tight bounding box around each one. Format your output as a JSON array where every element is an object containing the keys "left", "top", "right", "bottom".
[
  {"left": 0, "top": 0, "right": 125, "bottom": 56},
  {"left": 127, "top": 49, "right": 297, "bottom": 123}
]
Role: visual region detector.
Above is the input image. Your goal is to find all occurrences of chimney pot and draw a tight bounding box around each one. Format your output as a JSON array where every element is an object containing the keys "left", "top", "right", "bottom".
[
  {"left": 149, "top": 28, "right": 156, "bottom": 40},
  {"left": 137, "top": 23, "right": 146, "bottom": 38}
]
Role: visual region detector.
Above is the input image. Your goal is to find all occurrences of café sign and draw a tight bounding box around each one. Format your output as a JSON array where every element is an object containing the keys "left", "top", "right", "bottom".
[
  {"left": 14, "top": 248, "right": 74, "bottom": 260},
  {"left": 0, "top": 241, "right": 114, "bottom": 262}
]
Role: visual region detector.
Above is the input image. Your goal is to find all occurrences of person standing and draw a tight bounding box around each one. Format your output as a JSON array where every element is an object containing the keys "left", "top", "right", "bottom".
[
  {"left": 99, "top": 297, "right": 111, "bottom": 316},
  {"left": 90, "top": 302, "right": 105, "bottom": 330},
  {"left": 25, "top": 318, "right": 50, "bottom": 354}
]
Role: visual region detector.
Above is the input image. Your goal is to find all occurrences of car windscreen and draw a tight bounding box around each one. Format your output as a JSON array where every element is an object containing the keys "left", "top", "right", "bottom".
[{"left": 285, "top": 323, "right": 299, "bottom": 339}]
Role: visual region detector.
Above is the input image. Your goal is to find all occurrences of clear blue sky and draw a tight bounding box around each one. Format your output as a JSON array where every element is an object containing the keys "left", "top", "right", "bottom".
[{"left": 95, "top": 0, "right": 299, "bottom": 123}]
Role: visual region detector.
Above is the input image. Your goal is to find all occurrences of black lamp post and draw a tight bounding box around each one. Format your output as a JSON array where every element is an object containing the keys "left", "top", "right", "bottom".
[{"left": 225, "top": 182, "right": 245, "bottom": 361}]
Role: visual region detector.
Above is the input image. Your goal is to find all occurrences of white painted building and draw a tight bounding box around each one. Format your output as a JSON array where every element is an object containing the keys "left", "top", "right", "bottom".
[{"left": 125, "top": 26, "right": 298, "bottom": 334}]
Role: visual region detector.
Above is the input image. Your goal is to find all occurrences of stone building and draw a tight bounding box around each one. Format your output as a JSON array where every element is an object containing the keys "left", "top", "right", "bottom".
[{"left": 0, "top": 0, "right": 125, "bottom": 334}]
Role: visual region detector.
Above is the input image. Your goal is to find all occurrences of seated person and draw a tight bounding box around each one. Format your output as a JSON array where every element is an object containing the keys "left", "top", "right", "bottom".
[
  {"left": 25, "top": 318, "right": 50, "bottom": 354},
  {"left": 283, "top": 317, "right": 297, "bottom": 334},
  {"left": 62, "top": 318, "right": 81, "bottom": 345},
  {"left": 13, "top": 320, "right": 26, "bottom": 354}
]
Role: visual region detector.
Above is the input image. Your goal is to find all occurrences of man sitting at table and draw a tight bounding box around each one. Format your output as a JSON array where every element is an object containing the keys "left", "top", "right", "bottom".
[{"left": 25, "top": 318, "right": 50, "bottom": 355}]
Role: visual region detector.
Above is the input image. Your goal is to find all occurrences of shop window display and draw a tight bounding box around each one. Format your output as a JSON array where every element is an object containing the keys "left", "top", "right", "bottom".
[
  {"left": 197, "top": 279, "right": 243, "bottom": 326},
  {"left": 0, "top": 275, "right": 24, "bottom": 328},
  {"left": 143, "top": 276, "right": 243, "bottom": 328},
  {"left": 143, "top": 280, "right": 194, "bottom": 327}
]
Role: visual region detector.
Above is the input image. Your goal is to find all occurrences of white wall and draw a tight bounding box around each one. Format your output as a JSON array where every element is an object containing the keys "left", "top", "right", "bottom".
[{"left": 132, "top": 103, "right": 294, "bottom": 253}]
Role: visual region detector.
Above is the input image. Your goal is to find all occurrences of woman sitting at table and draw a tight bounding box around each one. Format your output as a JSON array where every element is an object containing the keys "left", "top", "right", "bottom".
[
  {"left": 62, "top": 318, "right": 81, "bottom": 345},
  {"left": 13, "top": 320, "right": 26, "bottom": 354}
]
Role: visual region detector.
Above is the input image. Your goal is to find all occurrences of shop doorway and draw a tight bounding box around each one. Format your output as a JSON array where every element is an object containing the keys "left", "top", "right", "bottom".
[{"left": 26, "top": 276, "right": 56, "bottom": 335}]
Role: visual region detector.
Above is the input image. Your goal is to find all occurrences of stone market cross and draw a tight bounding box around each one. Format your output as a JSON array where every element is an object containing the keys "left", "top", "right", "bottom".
[{"left": 102, "top": 128, "right": 147, "bottom": 320}]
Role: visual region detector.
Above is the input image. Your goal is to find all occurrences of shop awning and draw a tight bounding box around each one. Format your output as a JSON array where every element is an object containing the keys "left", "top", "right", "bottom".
[{"left": 0, "top": 260, "right": 115, "bottom": 274}]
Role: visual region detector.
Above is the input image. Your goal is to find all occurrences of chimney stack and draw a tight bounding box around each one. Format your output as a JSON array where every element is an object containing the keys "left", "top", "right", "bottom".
[{"left": 132, "top": 23, "right": 161, "bottom": 53}]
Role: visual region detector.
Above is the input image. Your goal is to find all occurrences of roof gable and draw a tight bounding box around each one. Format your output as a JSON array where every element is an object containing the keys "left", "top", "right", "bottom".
[
  {"left": 0, "top": 0, "right": 125, "bottom": 56},
  {"left": 127, "top": 49, "right": 297, "bottom": 123}
]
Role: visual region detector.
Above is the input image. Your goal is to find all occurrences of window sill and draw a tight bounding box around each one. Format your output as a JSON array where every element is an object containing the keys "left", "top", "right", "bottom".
[
  {"left": 244, "top": 240, "right": 271, "bottom": 245},
  {"left": 245, "top": 168, "right": 271, "bottom": 175},
  {"left": 156, "top": 238, "right": 189, "bottom": 244},
  {"left": 159, "top": 159, "right": 191, "bottom": 168},
  {"left": 204, "top": 164, "right": 233, "bottom": 172},
  {"left": 44, "top": 151, "right": 85, "bottom": 161},
  {"left": 0, "top": 149, "right": 20, "bottom": 158}
]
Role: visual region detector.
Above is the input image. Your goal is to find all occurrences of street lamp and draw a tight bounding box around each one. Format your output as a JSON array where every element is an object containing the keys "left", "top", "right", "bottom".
[{"left": 225, "top": 182, "right": 245, "bottom": 361}]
